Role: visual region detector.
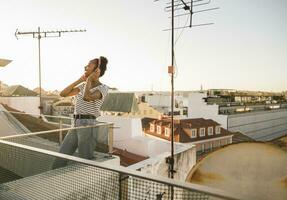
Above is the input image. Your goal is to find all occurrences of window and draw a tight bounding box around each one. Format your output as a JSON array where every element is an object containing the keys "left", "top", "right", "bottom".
[
  {"left": 157, "top": 126, "right": 161, "bottom": 134},
  {"left": 164, "top": 128, "right": 170, "bottom": 137},
  {"left": 208, "top": 127, "right": 213, "bottom": 135},
  {"left": 149, "top": 110, "right": 153, "bottom": 114},
  {"left": 201, "top": 144, "right": 205, "bottom": 152},
  {"left": 143, "top": 110, "right": 147, "bottom": 115},
  {"left": 199, "top": 128, "right": 205, "bottom": 137},
  {"left": 150, "top": 124, "right": 155, "bottom": 132},
  {"left": 191, "top": 129, "right": 197, "bottom": 138},
  {"left": 215, "top": 126, "right": 221, "bottom": 134}
]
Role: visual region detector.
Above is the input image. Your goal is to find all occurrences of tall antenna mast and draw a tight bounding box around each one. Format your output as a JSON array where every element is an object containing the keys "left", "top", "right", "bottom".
[
  {"left": 154, "top": 0, "right": 219, "bottom": 182},
  {"left": 15, "top": 27, "right": 86, "bottom": 116}
]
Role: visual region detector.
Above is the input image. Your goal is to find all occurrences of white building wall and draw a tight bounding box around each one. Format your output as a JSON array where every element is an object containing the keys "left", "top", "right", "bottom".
[
  {"left": 188, "top": 93, "right": 228, "bottom": 128},
  {"left": 98, "top": 115, "right": 197, "bottom": 158},
  {"left": 98, "top": 115, "right": 178, "bottom": 157},
  {"left": 130, "top": 143, "right": 197, "bottom": 181},
  {"left": 145, "top": 95, "right": 171, "bottom": 107},
  {"left": 145, "top": 94, "right": 188, "bottom": 108},
  {"left": 97, "top": 115, "right": 197, "bottom": 182},
  {"left": 0, "top": 97, "right": 40, "bottom": 115}
]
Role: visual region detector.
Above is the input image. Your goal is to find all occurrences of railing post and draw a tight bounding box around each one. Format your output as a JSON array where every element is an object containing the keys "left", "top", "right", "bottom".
[
  {"left": 119, "top": 173, "right": 122, "bottom": 200},
  {"left": 118, "top": 173, "right": 129, "bottom": 200},
  {"left": 59, "top": 118, "right": 63, "bottom": 144},
  {"left": 108, "top": 123, "right": 114, "bottom": 155}
]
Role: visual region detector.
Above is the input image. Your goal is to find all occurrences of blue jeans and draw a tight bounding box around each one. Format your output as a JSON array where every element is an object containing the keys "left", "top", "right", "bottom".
[{"left": 52, "top": 118, "right": 101, "bottom": 169}]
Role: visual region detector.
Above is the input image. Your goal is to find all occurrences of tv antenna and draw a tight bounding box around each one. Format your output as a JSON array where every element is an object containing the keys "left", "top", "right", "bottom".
[
  {"left": 154, "top": 0, "right": 219, "bottom": 183},
  {"left": 15, "top": 27, "right": 86, "bottom": 115}
]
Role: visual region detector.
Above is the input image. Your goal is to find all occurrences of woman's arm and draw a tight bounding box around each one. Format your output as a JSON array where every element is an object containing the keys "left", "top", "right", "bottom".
[
  {"left": 60, "top": 76, "right": 85, "bottom": 97},
  {"left": 83, "top": 69, "right": 102, "bottom": 101}
]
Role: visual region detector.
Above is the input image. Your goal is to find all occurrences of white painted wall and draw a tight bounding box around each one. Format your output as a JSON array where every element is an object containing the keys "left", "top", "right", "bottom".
[
  {"left": 98, "top": 115, "right": 157, "bottom": 157},
  {"left": 98, "top": 115, "right": 191, "bottom": 158},
  {"left": 130, "top": 143, "right": 197, "bottom": 181},
  {"left": 97, "top": 115, "right": 197, "bottom": 182},
  {"left": 0, "top": 97, "right": 40, "bottom": 115},
  {"left": 188, "top": 93, "right": 228, "bottom": 128},
  {"left": 145, "top": 94, "right": 189, "bottom": 108},
  {"left": 145, "top": 94, "right": 171, "bottom": 107}
]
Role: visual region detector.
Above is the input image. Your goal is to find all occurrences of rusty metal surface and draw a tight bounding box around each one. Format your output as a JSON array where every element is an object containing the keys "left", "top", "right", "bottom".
[{"left": 188, "top": 142, "right": 287, "bottom": 200}]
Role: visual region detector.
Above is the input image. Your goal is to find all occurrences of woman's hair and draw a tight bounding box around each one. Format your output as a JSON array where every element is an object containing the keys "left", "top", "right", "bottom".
[
  {"left": 99, "top": 56, "right": 108, "bottom": 77},
  {"left": 90, "top": 58, "right": 99, "bottom": 68}
]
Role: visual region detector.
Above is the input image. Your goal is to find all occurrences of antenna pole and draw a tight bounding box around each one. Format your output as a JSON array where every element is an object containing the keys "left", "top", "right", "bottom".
[
  {"left": 15, "top": 27, "right": 86, "bottom": 116},
  {"left": 170, "top": 0, "right": 175, "bottom": 180},
  {"left": 170, "top": 1, "right": 175, "bottom": 199},
  {"left": 154, "top": 0, "right": 218, "bottom": 178},
  {"left": 37, "top": 27, "right": 42, "bottom": 115}
]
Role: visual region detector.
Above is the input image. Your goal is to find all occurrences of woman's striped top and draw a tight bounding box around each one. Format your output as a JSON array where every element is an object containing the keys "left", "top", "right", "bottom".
[{"left": 74, "top": 83, "right": 108, "bottom": 117}]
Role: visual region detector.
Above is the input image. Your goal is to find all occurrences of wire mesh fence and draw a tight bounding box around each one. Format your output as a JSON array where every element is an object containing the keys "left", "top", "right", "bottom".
[
  {"left": 0, "top": 136, "right": 240, "bottom": 200},
  {"left": 0, "top": 140, "right": 236, "bottom": 200},
  {"left": 0, "top": 141, "right": 119, "bottom": 199},
  {"left": 0, "top": 111, "right": 240, "bottom": 200}
]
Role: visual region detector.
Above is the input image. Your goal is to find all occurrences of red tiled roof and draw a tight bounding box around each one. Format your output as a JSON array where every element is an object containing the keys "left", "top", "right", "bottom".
[
  {"left": 179, "top": 127, "right": 232, "bottom": 143},
  {"left": 180, "top": 118, "right": 220, "bottom": 128},
  {"left": 112, "top": 148, "right": 148, "bottom": 167},
  {"left": 148, "top": 118, "right": 220, "bottom": 129}
]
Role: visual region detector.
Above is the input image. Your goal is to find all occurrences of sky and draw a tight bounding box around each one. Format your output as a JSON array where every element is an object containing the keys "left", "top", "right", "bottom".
[{"left": 0, "top": 0, "right": 286, "bottom": 92}]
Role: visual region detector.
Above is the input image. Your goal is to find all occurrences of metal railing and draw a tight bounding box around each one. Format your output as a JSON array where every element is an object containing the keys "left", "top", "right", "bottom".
[
  {"left": 0, "top": 123, "right": 114, "bottom": 154},
  {"left": 0, "top": 110, "right": 243, "bottom": 199},
  {"left": 0, "top": 128, "right": 243, "bottom": 199},
  {"left": 1, "top": 110, "right": 74, "bottom": 143},
  {"left": 2, "top": 109, "right": 73, "bottom": 123}
]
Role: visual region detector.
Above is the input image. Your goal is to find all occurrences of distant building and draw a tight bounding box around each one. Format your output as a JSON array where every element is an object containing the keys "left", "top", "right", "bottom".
[
  {"left": 143, "top": 117, "right": 233, "bottom": 153},
  {"left": 207, "top": 88, "right": 284, "bottom": 103},
  {"left": 2, "top": 85, "right": 38, "bottom": 97},
  {"left": 122, "top": 102, "right": 162, "bottom": 119},
  {"left": 188, "top": 92, "right": 287, "bottom": 141},
  {"left": 101, "top": 92, "right": 139, "bottom": 115},
  {"left": 33, "top": 87, "right": 47, "bottom": 96},
  {"left": 99, "top": 115, "right": 197, "bottom": 181},
  {"left": 207, "top": 89, "right": 236, "bottom": 97},
  {"left": 52, "top": 99, "right": 74, "bottom": 116},
  {"left": 139, "top": 92, "right": 188, "bottom": 117},
  {"left": 0, "top": 81, "right": 9, "bottom": 96}
]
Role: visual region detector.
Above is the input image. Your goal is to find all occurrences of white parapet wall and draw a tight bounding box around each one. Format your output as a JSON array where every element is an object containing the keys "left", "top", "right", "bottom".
[
  {"left": 129, "top": 142, "right": 197, "bottom": 181},
  {"left": 0, "top": 97, "right": 40, "bottom": 115},
  {"left": 188, "top": 93, "right": 228, "bottom": 128}
]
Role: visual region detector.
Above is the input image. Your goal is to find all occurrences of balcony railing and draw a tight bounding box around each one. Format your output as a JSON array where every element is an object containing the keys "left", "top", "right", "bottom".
[
  {"left": 0, "top": 111, "right": 243, "bottom": 200},
  {"left": 0, "top": 136, "right": 241, "bottom": 199}
]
